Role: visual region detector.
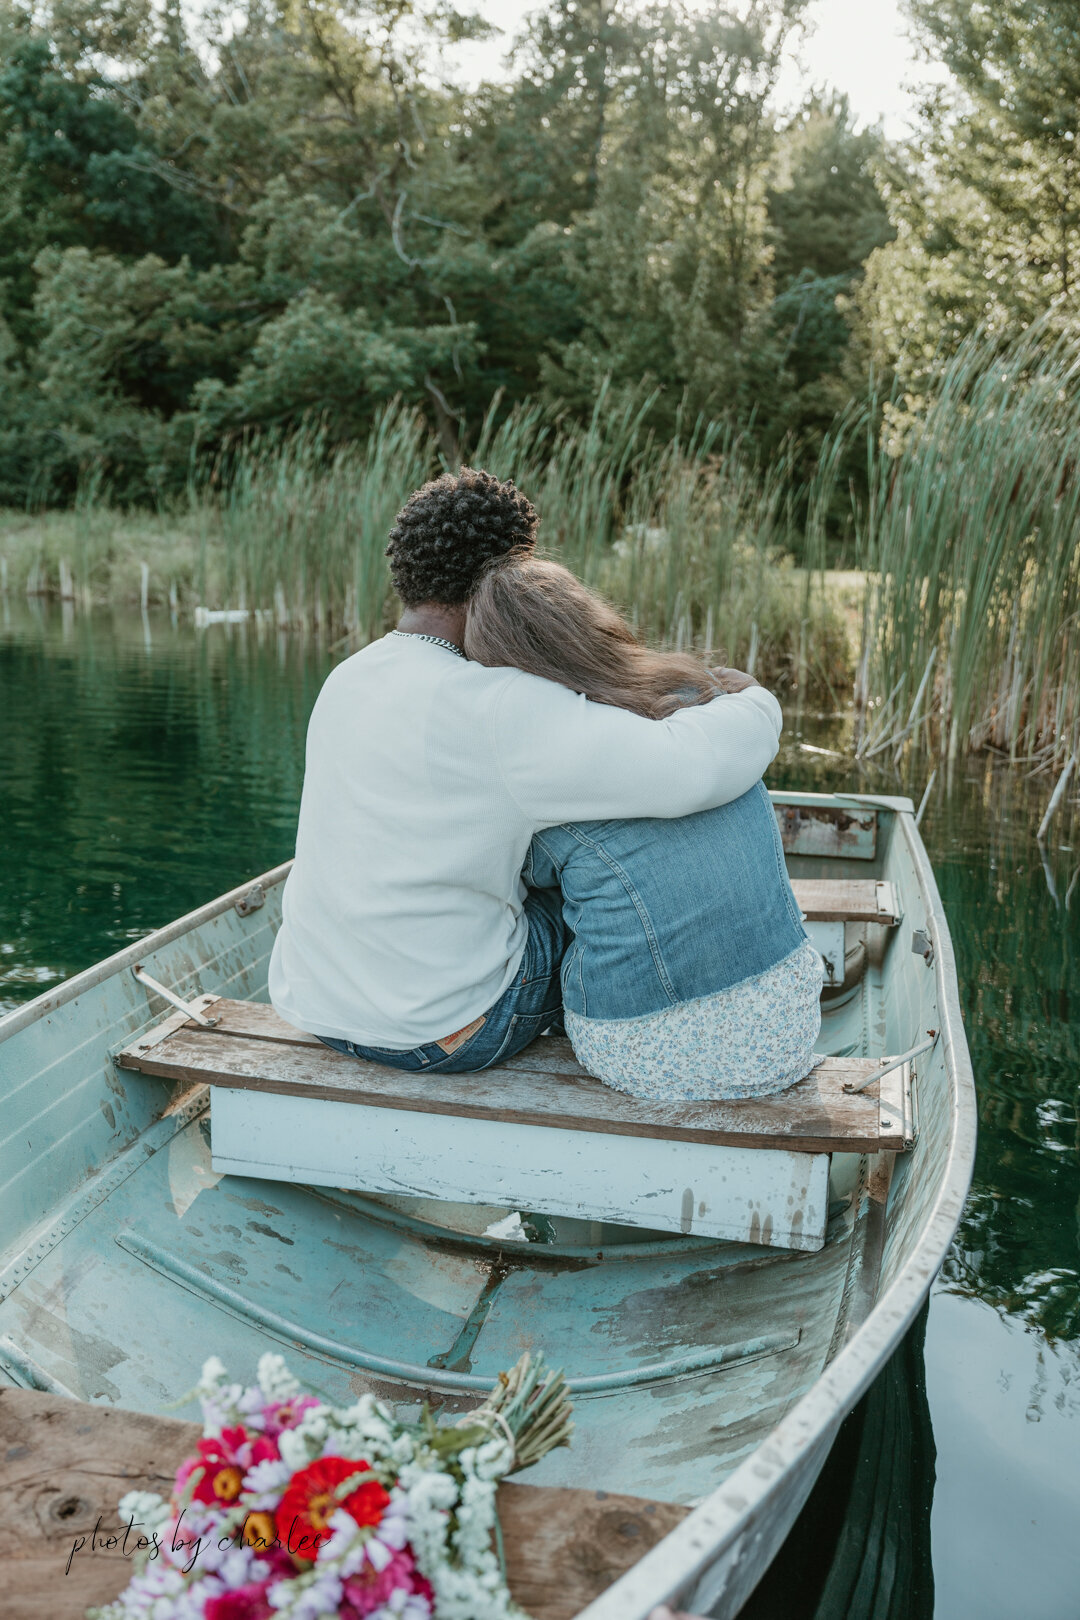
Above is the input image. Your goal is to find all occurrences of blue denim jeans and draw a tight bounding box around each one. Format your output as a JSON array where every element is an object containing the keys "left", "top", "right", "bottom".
[{"left": 318, "top": 888, "right": 569, "bottom": 1073}]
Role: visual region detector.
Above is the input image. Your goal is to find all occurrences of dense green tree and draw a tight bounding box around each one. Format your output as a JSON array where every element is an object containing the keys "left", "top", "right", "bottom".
[
  {"left": 0, "top": 34, "right": 218, "bottom": 335},
  {"left": 856, "top": 0, "right": 1080, "bottom": 390},
  {"left": 0, "top": 0, "right": 895, "bottom": 502},
  {"left": 536, "top": 2, "right": 810, "bottom": 423},
  {"left": 768, "top": 95, "right": 892, "bottom": 288},
  {"left": 756, "top": 96, "right": 892, "bottom": 466}
]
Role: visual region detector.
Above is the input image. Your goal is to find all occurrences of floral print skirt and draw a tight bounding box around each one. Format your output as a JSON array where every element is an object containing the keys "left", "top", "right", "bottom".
[{"left": 564, "top": 939, "right": 824, "bottom": 1102}]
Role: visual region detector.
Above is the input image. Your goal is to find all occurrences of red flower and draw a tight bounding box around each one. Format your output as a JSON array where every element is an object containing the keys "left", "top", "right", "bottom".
[{"left": 275, "top": 1456, "right": 389, "bottom": 1559}]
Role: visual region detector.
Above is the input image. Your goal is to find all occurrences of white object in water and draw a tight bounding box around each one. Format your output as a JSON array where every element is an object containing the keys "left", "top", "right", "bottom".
[{"left": 194, "top": 606, "right": 251, "bottom": 627}]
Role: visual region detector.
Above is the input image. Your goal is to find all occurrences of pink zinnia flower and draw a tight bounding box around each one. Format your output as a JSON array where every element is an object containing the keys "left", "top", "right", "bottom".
[
  {"left": 261, "top": 1395, "right": 320, "bottom": 1438},
  {"left": 342, "top": 1546, "right": 432, "bottom": 1617},
  {"left": 175, "top": 1426, "right": 279, "bottom": 1506}
]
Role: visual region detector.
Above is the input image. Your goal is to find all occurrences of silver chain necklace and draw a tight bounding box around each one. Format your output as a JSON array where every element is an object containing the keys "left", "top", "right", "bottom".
[{"left": 390, "top": 629, "right": 466, "bottom": 659}]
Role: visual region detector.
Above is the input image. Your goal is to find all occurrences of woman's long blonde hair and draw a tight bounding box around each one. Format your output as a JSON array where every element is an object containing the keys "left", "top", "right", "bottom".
[{"left": 464, "top": 554, "right": 719, "bottom": 719}]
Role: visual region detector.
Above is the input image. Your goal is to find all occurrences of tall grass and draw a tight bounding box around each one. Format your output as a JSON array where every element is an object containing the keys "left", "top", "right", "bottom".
[
  {"left": 202, "top": 397, "right": 848, "bottom": 701},
  {"left": 471, "top": 387, "right": 835, "bottom": 675},
  {"left": 0, "top": 395, "right": 851, "bottom": 709},
  {"left": 210, "top": 407, "right": 432, "bottom": 639},
  {"left": 856, "top": 327, "right": 1080, "bottom": 768}
]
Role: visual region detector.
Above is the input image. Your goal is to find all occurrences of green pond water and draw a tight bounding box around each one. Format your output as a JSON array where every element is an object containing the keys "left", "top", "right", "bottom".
[{"left": 3, "top": 600, "right": 1079, "bottom": 1618}]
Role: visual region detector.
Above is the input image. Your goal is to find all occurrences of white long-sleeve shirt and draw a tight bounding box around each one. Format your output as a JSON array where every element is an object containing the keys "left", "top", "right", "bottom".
[{"left": 268, "top": 633, "right": 783, "bottom": 1046}]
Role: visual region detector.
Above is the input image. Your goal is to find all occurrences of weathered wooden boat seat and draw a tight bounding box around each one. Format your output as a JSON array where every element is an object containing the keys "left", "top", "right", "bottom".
[
  {"left": 118, "top": 997, "right": 913, "bottom": 1254},
  {"left": 789, "top": 878, "right": 900, "bottom": 925},
  {"left": 788, "top": 877, "right": 901, "bottom": 985}
]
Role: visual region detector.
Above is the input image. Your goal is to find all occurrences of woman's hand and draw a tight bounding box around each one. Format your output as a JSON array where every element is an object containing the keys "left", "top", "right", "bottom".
[{"left": 710, "top": 666, "right": 759, "bottom": 693}]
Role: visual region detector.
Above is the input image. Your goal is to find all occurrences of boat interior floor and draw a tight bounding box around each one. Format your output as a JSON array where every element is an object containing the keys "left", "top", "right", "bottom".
[
  {"left": 0, "top": 1108, "right": 882, "bottom": 1506},
  {"left": 0, "top": 880, "right": 902, "bottom": 1508}
]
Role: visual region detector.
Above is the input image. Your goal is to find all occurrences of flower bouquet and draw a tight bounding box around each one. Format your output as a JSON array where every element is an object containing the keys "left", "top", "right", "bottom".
[{"left": 89, "top": 1350, "right": 572, "bottom": 1620}]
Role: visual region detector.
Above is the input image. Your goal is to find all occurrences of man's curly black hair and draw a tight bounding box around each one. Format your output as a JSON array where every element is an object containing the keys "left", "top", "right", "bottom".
[{"left": 385, "top": 468, "right": 538, "bottom": 607}]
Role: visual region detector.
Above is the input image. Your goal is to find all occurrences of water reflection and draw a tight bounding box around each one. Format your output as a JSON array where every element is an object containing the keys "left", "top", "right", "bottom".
[
  {"left": 768, "top": 736, "right": 1080, "bottom": 1618},
  {"left": 0, "top": 601, "right": 332, "bottom": 1012},
  {"left": 931, "top": 772, "right": 1080, "bottom": 1344},
  {"left": 769, "top": 738, "right": 1080, "bottom": 1350}
]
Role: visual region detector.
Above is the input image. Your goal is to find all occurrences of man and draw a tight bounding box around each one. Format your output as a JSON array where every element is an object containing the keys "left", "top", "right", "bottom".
[{"left": 269, "top": 467, "right": 782, "bottom": 1072}]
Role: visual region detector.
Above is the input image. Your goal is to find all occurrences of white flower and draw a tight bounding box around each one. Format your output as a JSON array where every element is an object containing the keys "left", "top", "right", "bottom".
[
  {"left": 367, "top": 1534, "right": 395, "bottom": 1573},
  {"left": 258, "top": 1352, "right": 301, "bottom": 1402},
  {"left": 425, "top": 1562, "right": 518, "bottom": 1620},
  {"left": 412, "top": 1469, "right": 458, "bottom": 1511},
  {"left": 375, "top": 1491, "right": 410, "bottom": 1551},
  {"left": 339, "top": 1393, "right": 393, "bottom": 1428},
  {"left": 236, "top": 1384, "right": 269, "bottom": 1425},
  {"left": 278, "top": 1427, "right": 316, "bottom": 1472},
  {"left": 387, "top": 1433, "right": 417, "bottom": 1467},
  {"left": 474, "top": 1435, "right": 514, "bottom": 1481},
  {"left": 324, "top": 1425, "right": 375, "bottom": 1461},
  {"left": 294, "top": 1408, "right": 330, "bottom": 1447},
  {"left": 200, "top": 1543, "right": 257, "bottom": 1587},
  {"left": 334, "top": 1394, "right": 395, "bottom": 1452},
  {"left": 374, "top": 1591, "right": 433, "bottom": 1620},
  {"left": 317, "top": 1509, "right": 367, "bottom": 1577},
  {"left": 453, "top": 1472, "right": 497, "bottom": 1564},
  {"left": 115, "top": 1558, "right": 194, "bottom": 1619},
  {"left": 243, "top": 1456, "right": 292, "bottom": 1506},
  {"left": 198, "top": 1355, "right": 227, "bottom": 1389},
  {"left": 269, "top": 1569, "right": 343, "bottom": 1618},
  {"left": 200, "top": 1381, "right": 246, "bottom": 1437},
  {"left": 117, "top": 1489, "right": 170, "bottom": 1532}
]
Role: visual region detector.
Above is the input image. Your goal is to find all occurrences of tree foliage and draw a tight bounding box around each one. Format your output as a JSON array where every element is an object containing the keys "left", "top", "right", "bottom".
[
  {"left": 0, "top": 0, "right": 890, "bottom": 502},
  {"left": 857, "top": 0, "right": 1080, "bottom": 392}
]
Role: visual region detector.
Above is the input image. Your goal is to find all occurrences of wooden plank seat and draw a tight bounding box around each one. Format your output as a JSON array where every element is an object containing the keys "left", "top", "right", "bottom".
[
  {"left": 788, "top": 878, "right": 901, "bottom": 985},
  {"left": 118, "top": 999, "right": 913, "bottom": 1255},
  {"left": 789, "top": 878, "right": 901, "bottom": 926}
]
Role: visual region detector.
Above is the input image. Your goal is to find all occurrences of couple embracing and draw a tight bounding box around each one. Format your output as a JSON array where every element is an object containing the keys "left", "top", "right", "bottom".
[{"left": 269, "top": 469, "right": 822, "bottom": 1101}]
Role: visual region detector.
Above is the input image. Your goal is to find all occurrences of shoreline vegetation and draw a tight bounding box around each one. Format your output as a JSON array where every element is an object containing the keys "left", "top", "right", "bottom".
[
  {"left": 4, "top": 332, "right": 1080, "bottom": 774},
  {"left": 4, "top": 0, "right": 1079, "bottom": 776},
  {"left": 0, "top": 393, "right": 858, "bottom": 718}
]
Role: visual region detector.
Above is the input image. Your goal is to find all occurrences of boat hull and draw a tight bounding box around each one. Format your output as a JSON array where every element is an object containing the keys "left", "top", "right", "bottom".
[{"left": 0, "top": 794, "right": 976, "bottom": 1618}]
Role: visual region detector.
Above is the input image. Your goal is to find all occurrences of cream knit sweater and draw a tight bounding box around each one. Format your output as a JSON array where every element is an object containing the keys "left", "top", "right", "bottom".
[{"left": 269, "top": 633, "right": 783, "bottom": 1047}]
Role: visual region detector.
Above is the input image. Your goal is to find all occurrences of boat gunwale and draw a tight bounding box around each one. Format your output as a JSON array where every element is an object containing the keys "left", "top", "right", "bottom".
[{"left": 574, "top": 791, "right": 978, "bottom": 1619}]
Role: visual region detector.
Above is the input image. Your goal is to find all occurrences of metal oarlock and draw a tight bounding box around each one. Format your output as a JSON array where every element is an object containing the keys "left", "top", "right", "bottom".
[{"left": 131, "top": 964, "right": 219, "bottom": 1026}]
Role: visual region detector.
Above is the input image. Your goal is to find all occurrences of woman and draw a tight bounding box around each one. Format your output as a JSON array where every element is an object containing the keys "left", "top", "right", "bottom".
[{"left": 464, "top": 556, "right": 822, "bottom": 1101}]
